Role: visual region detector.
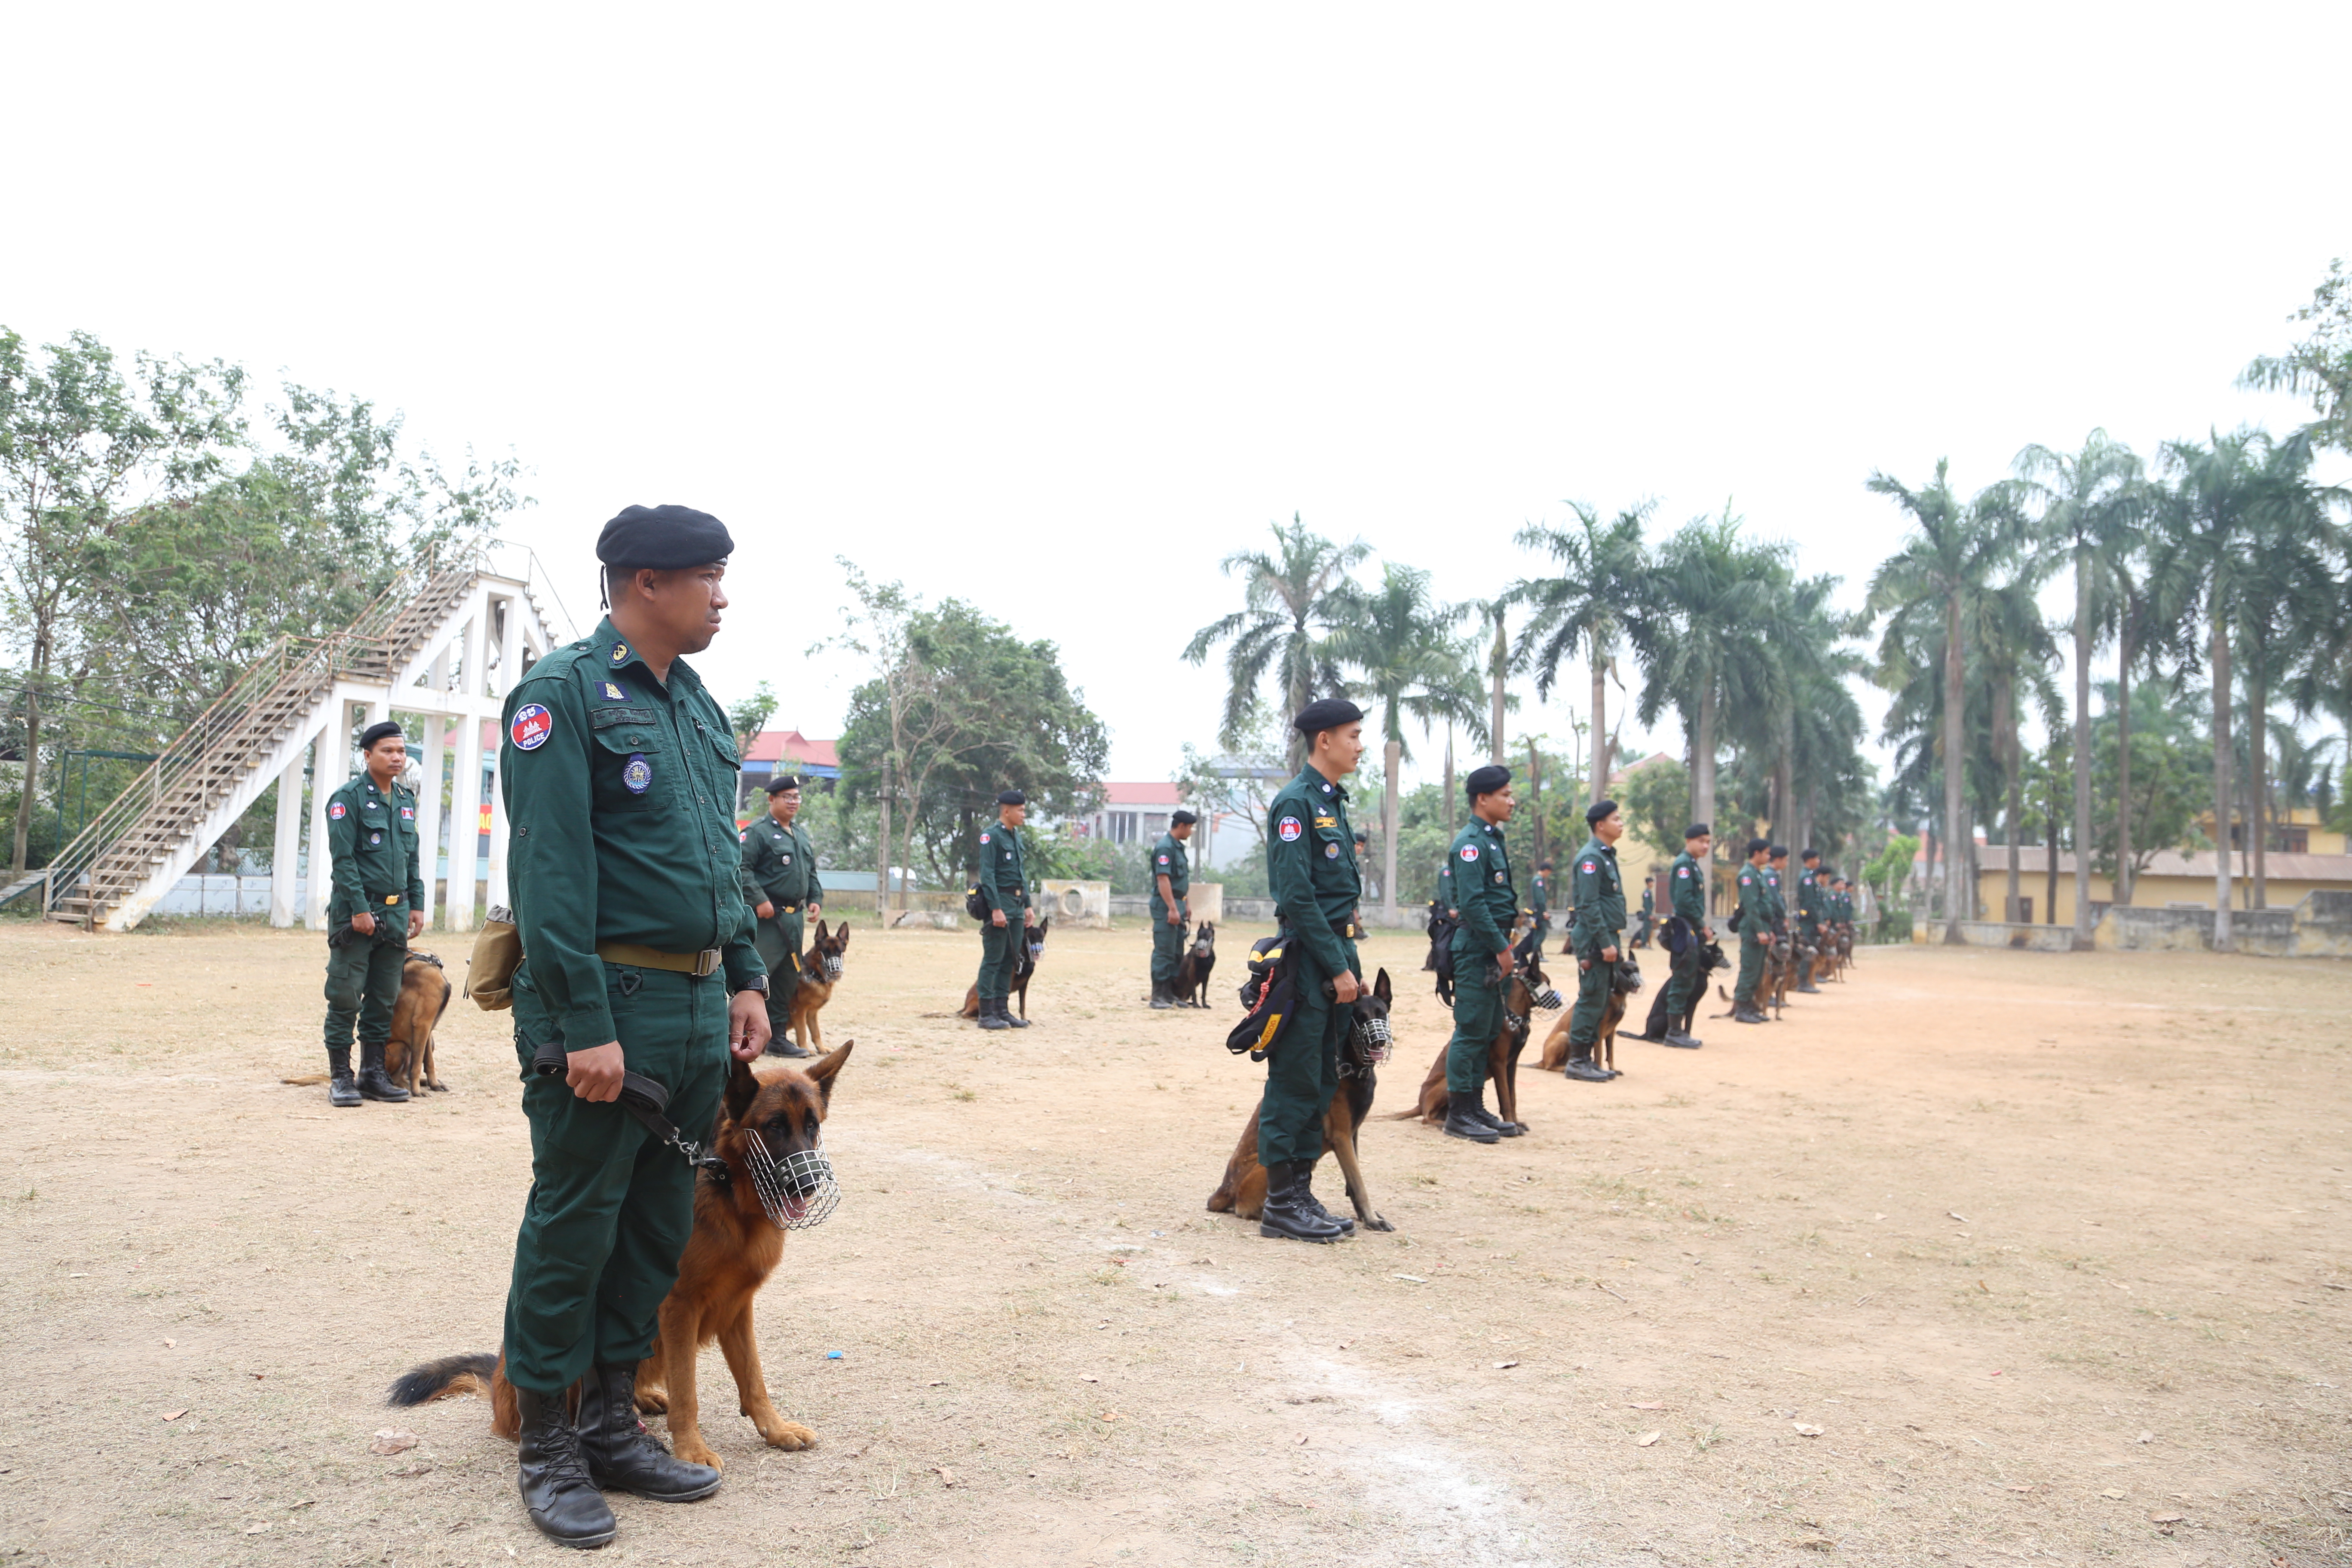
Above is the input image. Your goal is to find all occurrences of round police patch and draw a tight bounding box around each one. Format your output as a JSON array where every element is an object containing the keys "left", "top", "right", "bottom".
[
  {"left": 510, "top": 703, "right": 554, "bottom": 751},
  {"left": 328, "top": 802, "right": 346, "bottom": 820},
  {"left": 623, "top": 753, "right": 652, "bottom": 794},
  {"left": 1325, "top": 841, "right": 1340, "bottom": 859},
  {"left": 369, "top": 832, "right": 381, "bottom": 845},
  {"left": 1156, "top": 854, "right": 1170, "bottom": 864},
  {"left": 609, "top": 642, "right": 629, "bottom": 664},
  {"left": 1277, "top": 817, "right": 1302, "bottom": 842},
  {"left": 1460, "top": 844, "right": 1479, "bottom": 861}
]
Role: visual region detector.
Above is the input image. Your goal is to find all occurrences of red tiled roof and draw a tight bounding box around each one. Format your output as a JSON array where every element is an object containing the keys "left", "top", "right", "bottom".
[
  {"left": 1100, "top": 781, "right": 1184, "bottom": 806},
  {"left": 744, "top": 729, "right": 839, "bottom": 767}
]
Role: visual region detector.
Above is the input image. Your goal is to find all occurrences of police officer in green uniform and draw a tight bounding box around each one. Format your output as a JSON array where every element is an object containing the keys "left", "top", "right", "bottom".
[
  {"left": 1562, "top": 799, "right": 1628, "bottom": 1083},
  {"left": 497, "top": 504, "right": 772, "bottom": 1549},
  {"left": 1528, "top": 860, "right": 1552, "bottom": 949},
  {"left": 974, "top": 790, "right": 1036, "bottom": 1031},
  {"left": 1765, "top": 845, "right": 1793, "bottom": 1003},
  {"left": 1147, "top": 809, "right": 1197, "bottom": 1008},
  {"left": 1656, "top": 823, "right": 1712, "bottom": 1049},
  {"left": 1438, "top": 763, "right": 1521, "bottom": 1142},
  {"left": 1795, "top": 848, "right": 1826, "bottom": 993},
  {"left": 1731, "top": 836, "right": 1772, "bottom": 1023},
  {"left": 320, "top": 720, "right": 426, "bottom": 1107},
  {"left": 739, "top": 774, "right": 824, "bottom": 1055},
  {"left": 1259, "top": 698, "right": 1367, "bottom": 1243}
]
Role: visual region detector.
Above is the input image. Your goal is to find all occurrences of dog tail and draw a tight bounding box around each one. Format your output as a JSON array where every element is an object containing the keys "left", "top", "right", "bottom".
[{"left": 388, "top": 1351, "right": 498, "bottom": 1406}]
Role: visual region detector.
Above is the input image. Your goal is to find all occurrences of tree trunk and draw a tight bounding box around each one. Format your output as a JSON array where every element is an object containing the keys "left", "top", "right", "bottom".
[
  {"left": 2115, "top": 620, "right": 2135, "bottom": 907},
  {"left": 1590, "top": 646, "right": 1608, "bottom": 804},
  {"left": 1442, "top": 728, "right": 1455, "bottom": 830},
  {"left": 1527, "top": 737, "right": 1546, "bottom": 869},
  {"left": 1693, "top": 685, "right": 1718, "bottom": 915},
  {"left": 1382, "top": 737, "right": 1401, "bottom": 919},
  {"left": 2210, "top": 611, "right": 2233, "bottom": 948},
  {"left": 2044, "top": 779, "right": 2060, "bottom": 924},
  {"left": 1773, "top": 706, "right": 1795, "bottom": 848},
  {"left": 1942, "top": 597, "right": 1967, "bottom": 943},
  {"left": 9, "top": 694, "right": 40, "bottom": 876},
  {"left": 2071, "top": 555, "right": 2094, "bottom": 944},
  {"left": 2002, "top": 677, "right": 2022, "bottom": 922},
  {"left": 876, "top": 750, "right": 894, "bottom": 921},
  {"left": 1489, "top": 616, "right": 1507, "bottom": 766},
  {"left": 2250, "top": 667, "right": 2268, "bottom": 909}
]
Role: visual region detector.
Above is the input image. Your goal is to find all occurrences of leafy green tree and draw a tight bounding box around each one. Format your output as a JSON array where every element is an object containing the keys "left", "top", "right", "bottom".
[
  {"left": 2240, "top": 258, "right": 2352, "bottom": 452},
  {"left": 728, "top": 679, "right": 778, "bottom": 756},
  {"left": 1863, "top": 461, "right": 2025, "bottom": 941},
  {"left": 2087, "top": 679, "right": 2203, "bottom": 888},
  {"left": 1513, "top": 501, "right": 1651, "bottom": 803},
  {"left": 1614, "top": 753, "right": 1691, "bottom": 862},
  {"left": 1182, "top": 515, "right": 1368, "bottom": 768}
]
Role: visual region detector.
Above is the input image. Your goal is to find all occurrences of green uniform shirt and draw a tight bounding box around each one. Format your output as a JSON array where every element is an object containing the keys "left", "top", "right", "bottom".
[
  {"left": 325, "top": 771, "right": 425, "bottom": 924},
  {"left": 976, "top": 818, "right": 1029, "bottom": 914},
  {"left": 1736, "top": 861, "right": 1771, "bottom": 930},
  {"left": 1797, "top": 869, "right": 1824, "bottom": 928},
  {"left": 1444, "top": 816, "right": 1514, "bottom": 957},
  {"left": 1567, "top": 834, "right": 1626, "bottom": 953},
  {"left": 739, "top": 815, "right": 822, "bottom": 909},
  {"left": 1528, "top": 868, "right": 1548, "bottom": 916},
  {"left": 499, "top": 617, "right": 763, "bottom": 1049},
  {"left": 1148, "top": 831, "right": 1189, "bottom": 912},
  {"left": 1266, "top": 763, "right": 1360, "bottom": 975},
  {"left": 1669, "top": 849, "right": 1707, "bottom": 924},
  {"left": 1763, "top": 864, "right": 1788, "bottom": 925}
]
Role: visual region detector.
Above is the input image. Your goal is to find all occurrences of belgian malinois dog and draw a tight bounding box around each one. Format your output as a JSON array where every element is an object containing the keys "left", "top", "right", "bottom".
[
  {"left": 389, "top": 1044, "right": 853, "bottom": 1468},
  {"left": 1173, "top": 921, "right": 1216, "bottom": 1008},
  {"left": 1538, "top": 954, "right": 1643, "bottom": 1073},
  {"left": 956, "top": 915, "right": 1049, "bottom": 1020},
  {"left": 783, "top": 920, "right": 850, "bottom": 1053},
  {"left": 1396, "top": 933, "right": 1553, "bottom": 1132},
  {"left": 1207, "top": 969, "right": 1394, "bottom": 1233}
]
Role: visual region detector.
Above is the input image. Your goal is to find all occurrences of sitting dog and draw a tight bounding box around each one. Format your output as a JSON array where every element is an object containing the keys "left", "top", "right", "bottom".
[
  {"left": 282, "top": 952, "right": 451, "bottom": 1094},
  {"left": 1173, "top": 921, "right": 1216, "bottom": 1008},
  {"left": 1396, "top": 932, "right": 1556, "bottom": 1132},
  {"left": 388, "top": 1044, "right": 853, "bottom": 1468},
  {"left": 957, "top": 915, "right": 1050, "bottom": 1020},
  {"left": 782, "top": 921, "right": 850, "bottom": 1054},
  {"left": 1538, "top": 953, "right": 1643, "bottom": 1073},
  {"left": 1207, "top": 970, "right": 1394, "bottom": 1232}
]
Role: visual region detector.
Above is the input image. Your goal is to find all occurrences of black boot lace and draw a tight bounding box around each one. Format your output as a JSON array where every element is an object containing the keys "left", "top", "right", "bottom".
[{"left": 536, "top": 1416, "right": 596, "bottom": 1491}]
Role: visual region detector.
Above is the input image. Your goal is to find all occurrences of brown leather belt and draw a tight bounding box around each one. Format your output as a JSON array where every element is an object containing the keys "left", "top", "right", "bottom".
[{"left": 596, "top": 942, "right": 723, "bottom": 977}]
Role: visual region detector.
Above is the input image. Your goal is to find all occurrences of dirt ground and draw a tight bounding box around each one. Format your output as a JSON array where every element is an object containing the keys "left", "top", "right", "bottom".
[{"left": 0, "top": 918, "right": 2346, "bottom": 1568}]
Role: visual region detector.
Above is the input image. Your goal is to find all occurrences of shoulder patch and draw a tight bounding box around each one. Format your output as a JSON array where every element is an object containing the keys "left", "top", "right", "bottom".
[
  {"left": 328, "top": 802, "right": 346, "bottom": 819},
  {"left": 1460, "top": 845, "right": 1479, "bottom": 861},
  {"left": 1677, "top": 866, "right": 1690, "bottom": 878},
  {"left": 510, "top": 703, "right": 554, "bottom": 751},
  {"left": 609, "top": 642, "right": 629, "bottom": 665},
  {"left": 1277, "top": 816, "right": 1302, "bottom": 842},
  {"left": 1581, "top": 860, "right": 1596, "bottom": 873},
  {"left": 980, "top": 831, "right": 991, "bottom": 844},
  {"left": 1157, "top": 854, "right": 1170, "bottom": 864}
]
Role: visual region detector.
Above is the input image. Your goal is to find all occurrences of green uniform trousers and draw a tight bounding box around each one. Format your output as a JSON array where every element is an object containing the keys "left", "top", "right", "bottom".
[
  {"left": 1734, "top": 926, "right": 1767, "bottom": 1007},
  {"left": 323, "top": 929, "right": 408, "bottom": 1049},
  {"left": 501, "top": 962, "right": 728, "bottom": 1395},
  {"left": 1149, "top": 911, "right": 1186, "bottom": 988},
  {"left": 978, "top": 919, "right": 1022, "bottom": 1000},
  {"left": 1568, "top": 940, "right": 1616, "bottom": 1047},
  {"left": 1663, "top": 940, "right": 1704, "bottom": 1022},
  {"left": 1443, "top": 952, "right": 1501, "bottom": 1093},
  {"left": 1259, "top": 939, "right": 1355, "bottom": 1166},
  {"left": 753, "top": 909, "right": 805, "bottom": 1039}
]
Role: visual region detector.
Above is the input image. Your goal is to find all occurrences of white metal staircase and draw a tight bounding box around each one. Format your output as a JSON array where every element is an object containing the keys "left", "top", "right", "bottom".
[{"left": 41, "top": 539, "right": 571, "bottom": 932}]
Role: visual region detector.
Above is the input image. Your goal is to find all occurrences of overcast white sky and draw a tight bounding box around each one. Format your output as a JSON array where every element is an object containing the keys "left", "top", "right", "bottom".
[{"left": 10, "top": 3, "right": 2344, "bottom": 788}]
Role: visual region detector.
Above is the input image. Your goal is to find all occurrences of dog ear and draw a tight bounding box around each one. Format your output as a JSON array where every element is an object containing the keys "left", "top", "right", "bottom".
[
  {"left": 724, "top": 1057, "right": 760, "bottom": 1127},
  {"left": 811, "top": 918, "right": 827, "bottom": 943},
  {"left": 1373, "top": 968, "right": 1391, "bottom": 1003},
  {"left": 806, "top": 1039, "right": 853, "bottom": 1101},
  {"left": 834, "top": 921, "right": 850, "bottom": 949}
]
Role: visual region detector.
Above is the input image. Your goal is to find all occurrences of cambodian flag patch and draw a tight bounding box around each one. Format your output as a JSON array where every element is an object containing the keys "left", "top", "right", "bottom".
[
  {"left": 328, "top": 802, "right": 346, "bottom": 820},
  {"left": 1277, "top": 816, "right": 1302, "bottom": 842},
  {"left": 510, "top": 703, "right": 554, "bottom": 751},
  {"left": 1460, "top": 844, "right": 1479, "bottom": 861},
  {"left": 1157, "top": 854, "right": 1170, "bottom": 864},
  {"left": 980, "top": 832, "right": 991, "bottom": 844},
  {"left": 401, "top": 806, "right": 415, "bottom": 821},
  {"left": 1582, "top": 861, "right": 1596, "bottom": 873}
]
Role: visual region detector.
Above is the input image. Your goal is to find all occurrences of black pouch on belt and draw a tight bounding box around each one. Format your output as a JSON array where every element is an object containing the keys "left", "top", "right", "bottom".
[{"left": 529, "top": 1039, "right": 726, "bottom": 1175}]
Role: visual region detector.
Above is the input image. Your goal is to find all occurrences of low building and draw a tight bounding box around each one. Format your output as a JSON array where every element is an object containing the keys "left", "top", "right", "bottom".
[
  {"left": 1971, "top": 842, "right": 2352, "bottom": 927},
  {"left": 1064, "top": 781, "right": 1183, "bottom": 848},
  {"left": 739, "top": 729, "right": 840, "bottom": 806}
]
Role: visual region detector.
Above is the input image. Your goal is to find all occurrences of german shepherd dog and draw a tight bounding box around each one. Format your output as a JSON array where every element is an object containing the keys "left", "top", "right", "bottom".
[
  {"left": 1538, "top": 953, "right": 1643, "bottom": 1072},
  {"left": 783, "top": 920, "right": 850, "bottom": 1053},
  {"left": 1424, "top": 901, "right": 1460, "bottom": 1008},
  {"left": 1173, "top": 921, "right": 1216, "bottom": 1008},
  {"left": 1396, "top": 931, "right": 1553, "bottom": 1132},
  {"left": 1207, "top": 970, "right": 1393, "bottom": 1232},
  {"left": 282, "top": 951, "right": 451, "bottom": 1093},
  {"left": 388, "top": 1044, "right": 852, "bottom": 1468},
  {"left": 957, "top": 916, "right": 1050, "bottom": 1020}
]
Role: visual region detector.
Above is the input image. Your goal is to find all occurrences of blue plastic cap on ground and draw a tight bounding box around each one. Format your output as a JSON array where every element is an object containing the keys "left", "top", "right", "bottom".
[{"left": 827, "top": 1351, "right": 843, "bottom": 1359}]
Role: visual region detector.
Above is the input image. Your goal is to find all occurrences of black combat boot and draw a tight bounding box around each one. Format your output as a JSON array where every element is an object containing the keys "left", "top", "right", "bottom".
[
  {"left": 766, "top": 1032, "right": 813, "bottom": 1059},
  {"left": 578, "top": 1363, "right": 722, "bottom": 1502},
  {"left": 977, "top": 997, "right": 1010, "bottom": 1031},
  {"left": 1465, "top": 1090, "right": 1524, "bottom": 1136},
  {"left": 1663, "top": 1009, "right": 1704, "bottom": 1049},
  {"left": 1563, "top": 1049, "right": 1613, "bottom": 1083},
  {"left": 1150, "top": 981, "right": 1174, "bottom": 1010},
  {"left": 355, "top": 1041, "right": 410, "bottom": 1102},
  {"left": 1732, "top": 1000, "right": 1767, "bottom": 1024},
  {"left": 513, "top": 1385, "right": 617, "bottom": 1549},
  {"left": 1259, "top": 1161, "right": 1345, "bottom": 1241},
  {"left": 1003, "top": 1000, "right": 1031, "bottom": 1028},
  {"left": 1293, "top": 1161, "right": 1355, "bottom": 1234},
  {"left": 1442, "top": 1090, "right": 1501, "bottom": 1142},
  {"left": 326, "top": 1046, "right": 361, "bottom": 1108}
]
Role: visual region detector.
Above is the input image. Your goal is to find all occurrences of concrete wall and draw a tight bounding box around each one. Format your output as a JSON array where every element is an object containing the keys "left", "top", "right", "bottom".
[{"left": 1916, "top": 891, "right": 2352, "bottom": 958}]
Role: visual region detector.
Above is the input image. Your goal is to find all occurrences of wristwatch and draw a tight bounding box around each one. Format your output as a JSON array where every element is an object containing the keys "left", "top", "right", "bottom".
[{"left": 737, "top": 975, "right": 770, "bottom": 996}]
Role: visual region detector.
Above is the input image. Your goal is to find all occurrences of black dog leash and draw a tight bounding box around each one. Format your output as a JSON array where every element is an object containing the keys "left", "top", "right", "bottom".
[{"left": 529, "top": 1039, "right": 729, "bottom": 1179}]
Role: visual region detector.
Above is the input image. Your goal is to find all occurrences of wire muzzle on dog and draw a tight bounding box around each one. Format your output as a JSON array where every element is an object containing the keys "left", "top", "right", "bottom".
[
  {"left": 1350, "top": 1012, "right": 1393, "bottom": 1063},
  {"left": 740, "top": 1133, "right": 841, "bottom": 1231}
]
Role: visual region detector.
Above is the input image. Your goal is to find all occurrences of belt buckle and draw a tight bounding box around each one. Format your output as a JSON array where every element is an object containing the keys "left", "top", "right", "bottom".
[{"left": 695, "top": 948, "right": 721, "bottom": 977}]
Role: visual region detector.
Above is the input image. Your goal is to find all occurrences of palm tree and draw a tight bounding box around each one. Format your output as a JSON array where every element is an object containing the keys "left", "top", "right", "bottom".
[
  {"left": 1863, "top": 461, "right": 2025, "bottom": 943},
  {"left": 2015, "top": 430, "right": 2144, "bottom": 943},
  {"left": 1513, "top": 501, "right": 1652, "bottom": 803},
  {"left": 1324, "top": 564, "right": 1487, "bottom": 917},
  {"left": 1183, "top": 514, "right": 1369, "bottom": 769},
  {"left": 1973, "top": 579, "right": 2062, "bottom": 921}
]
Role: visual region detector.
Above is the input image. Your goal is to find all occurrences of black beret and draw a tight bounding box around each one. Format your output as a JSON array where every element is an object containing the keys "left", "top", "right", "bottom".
[
  {"left": 1464, "top": 763, "right": 1511, "bottom": 800},
  {"left": 1353, "top": 827, "right": 1368, "bottom": 841},
  {"left": 765, "top": 774, "right": 803, "bottom": 795},
  {"left": 1801, "top": 847, "right": 1820, "bottom": 861},
  {"left": 1291, "top": 697, "right": 1363, "bottom": 735},
  {"left": 1768, "top": 844, "right": 1788, "bottom": 859},
  {"left": 1686, "top": 822, "right": 1712, "bottom": 839},
  {"left": 1585, "top": 797, "right": 1620, "bottom": 826},
  {"left": 359, "top": 721, "right": 406, "bottom": 751},
  {"left": 1172, "top": 809, "right": 1198, "bottom": 825},
  {"left": 1747, "top": 836, "right": 1771, "bottom": 856},
  {"left": 997, "top": 789, "right": 1027, "bottom": 806},
  {"left": 596, "top": 503, "right": 735, "bottom": 570}
]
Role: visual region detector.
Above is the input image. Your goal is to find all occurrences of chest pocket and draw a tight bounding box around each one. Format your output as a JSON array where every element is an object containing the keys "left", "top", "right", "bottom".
[{"left": 590, "top": 705, "right": 666, "bottom": 813}]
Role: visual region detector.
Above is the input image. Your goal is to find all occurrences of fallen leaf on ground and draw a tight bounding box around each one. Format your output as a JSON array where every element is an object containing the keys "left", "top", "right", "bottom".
[
  {"left": 160, "top": 1409, "right": 187, "bottom": 1422},
  {"left": 931, "top": 1466, "right": 957, "bottom": 1487},
  {"left": 1493, "top": 1360, "right": 1519, "bottom": 1370},
  {"left": 1097, "top": 1411, "right": 1119, "bottom": 1422},
  {"left": 1792, "top": 1422, "right": 1824, "bottom": 1437},
  {"left": 1080, "top": 1376, "right": 1099, "bottom": 1383},
  {"left": 2149, "top": 1512, "right": 2185, "bottom": 1524},
  {"left": 369, "top": 1430, "right": 419, "bottom": 1455},
  {"left": 2136, "top": 1430, "right": 2155, "bottom": 1444},
  {"left": 1635, "top": 1431, "right": 1661, "bottom": 1446},
  {"left": 242, "top": 1523, "right": 270, "bottom": 1535},
  {"left": 162, "top": 1338, "right": 176, "bottom": 1348},
  {"left": 1393, "top": 1274, "right": 1428, "bottom": 1284},
  {"left": 1948, "top": 1212, "right": 1968, "bottom": 1222},
  {"left": 2101, "top": 1489, "right": 2127, "bottom": 1500},
  {"left": 1977, "top": 1280, "right": 1992, "bottom": 1293},
  {"left": 1627, "top": 1401, "right": 1666, "bottom": 1410}
]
